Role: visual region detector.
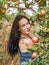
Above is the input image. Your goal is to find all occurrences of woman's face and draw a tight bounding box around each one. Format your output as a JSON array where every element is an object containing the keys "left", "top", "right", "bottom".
[{"left": 18, "top": 18, "right": 30, "bottom": 35}]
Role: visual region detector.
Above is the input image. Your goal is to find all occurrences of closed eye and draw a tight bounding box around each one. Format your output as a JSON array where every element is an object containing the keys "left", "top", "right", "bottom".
[
  {"left": 21, "top": 24, "right": 25, "bottom": 27},
  {"left": 26, "top": 22, "right": 29, "bottom": 25}
]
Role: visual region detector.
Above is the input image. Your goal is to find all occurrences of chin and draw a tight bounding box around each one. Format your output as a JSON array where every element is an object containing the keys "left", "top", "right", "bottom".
[{"left": 26, "top": 32, "right": 30, "bottom": 35}]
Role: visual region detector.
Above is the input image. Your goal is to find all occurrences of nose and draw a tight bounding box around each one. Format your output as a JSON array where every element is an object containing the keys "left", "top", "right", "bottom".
[
  {"left": 26, "top": 24, "right": 29, "bottom": 28},
  {"left": 26, "top": 24, "right": 30, "bottom": 30}
]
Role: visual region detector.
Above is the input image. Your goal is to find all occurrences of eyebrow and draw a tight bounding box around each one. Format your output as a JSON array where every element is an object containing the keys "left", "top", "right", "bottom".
[
  {"left": 19, "top": 22, "right": 25, "bottom": 27},
  {"left": 21, "top": 21, "right": 29, "bottom": 27}
]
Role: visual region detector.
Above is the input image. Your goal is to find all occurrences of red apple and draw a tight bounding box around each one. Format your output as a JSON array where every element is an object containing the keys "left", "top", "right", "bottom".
[
  {"left": 32, "top": 36, "right": 39, "bottom": 43},
  {"left": 32, "top": 52, "right": 37, "bottom": 58},
  {"left": 41, "top": 9, "right": 46, "bottom": 16}
]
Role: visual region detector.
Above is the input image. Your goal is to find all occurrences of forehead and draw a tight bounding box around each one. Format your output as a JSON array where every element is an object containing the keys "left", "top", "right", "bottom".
[{"left": 19, "top": 18, "right": 28, "bottom": 26}]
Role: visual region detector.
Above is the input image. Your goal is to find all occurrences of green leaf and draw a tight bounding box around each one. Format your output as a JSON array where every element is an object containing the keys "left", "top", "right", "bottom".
[{"left": 27, "top": 49, "right": 35, "bottom": 53}]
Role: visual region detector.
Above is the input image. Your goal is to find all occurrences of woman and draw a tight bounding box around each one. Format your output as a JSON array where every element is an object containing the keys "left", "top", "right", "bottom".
[{"left": 8, "top": 15, "right": 34, "bottom": 65}]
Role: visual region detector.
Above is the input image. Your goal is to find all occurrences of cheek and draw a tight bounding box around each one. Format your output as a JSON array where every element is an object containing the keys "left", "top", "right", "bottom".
[
  {"left": 20, "top": 27, "right": 27, "bottom": 34},
  {"left": 20, "top": 25, "right": 30, "bottom": 34},
  {"left": 22, "top": 27, "right": 26, "bottom": 32}
]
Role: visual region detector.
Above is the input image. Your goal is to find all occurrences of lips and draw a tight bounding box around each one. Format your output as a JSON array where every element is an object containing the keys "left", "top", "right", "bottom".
[{"left": 27, "top": 29, "right": 30, "bottom": 32}]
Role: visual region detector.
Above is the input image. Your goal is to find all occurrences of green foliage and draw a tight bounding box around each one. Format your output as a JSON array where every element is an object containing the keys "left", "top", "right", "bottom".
[
  {"left": 39, "top": 0, "right": 46, "bottom": 6},
  {"left": 0, "top": 0, "right": 7, "bottom": 7},
  {"left": 0, "top": 0, "right": 47, "bottom": 21},
  {"left": 24, "top": 7, "right": 49, "bottom": 65},
  {"left": 38, "top": 30, "right": 46, "bottom": 37},
  {"left": 0, "top": 1, "right": 49, "bottom": 65},
  {"left": 25, "top": 44, "right": 49, "bottom": 65},
  {"left": 0, "top": 23, "right": 3, "bottom": 29}
]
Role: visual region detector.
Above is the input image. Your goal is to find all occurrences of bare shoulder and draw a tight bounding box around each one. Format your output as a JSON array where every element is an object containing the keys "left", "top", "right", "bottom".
[
  {"left": 19, "top": 37, "right": 34, "bottom": 50},
  {"left": 19, "top": 37, "right": 32, "bottom": 45},
  {"left": 19, "top": 38, "right": 25, "bottom": 46}
]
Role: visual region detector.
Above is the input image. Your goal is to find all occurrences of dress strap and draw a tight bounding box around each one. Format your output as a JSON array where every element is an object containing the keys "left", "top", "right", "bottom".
[
  {"left": 20, "top": 37, "right": 26, "bottom": 39},
  {"left": 20, "top": 36, "right": 32, "bottom": 40}
]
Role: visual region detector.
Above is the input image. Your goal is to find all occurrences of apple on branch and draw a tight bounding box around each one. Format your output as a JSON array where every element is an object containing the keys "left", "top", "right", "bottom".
[
  {"left": 40, "top": 9, "right": 46, "bottom": 16},
  {"left": 32, "top": 36, "right": 39, "bottom": 44},
  {"left": 32, "top": 52, "right": 37, "bottom": 58}
]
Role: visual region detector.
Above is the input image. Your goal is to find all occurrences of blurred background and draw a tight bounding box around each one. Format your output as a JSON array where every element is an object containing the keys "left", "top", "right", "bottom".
[{"left": 0, "top": 0, "right": 49, "bottom": 65}]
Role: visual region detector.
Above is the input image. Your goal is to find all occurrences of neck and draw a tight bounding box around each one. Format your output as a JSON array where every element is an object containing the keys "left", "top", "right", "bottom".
[{"left": 20, "top": 33, "right": 29, "bottom": 38}]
